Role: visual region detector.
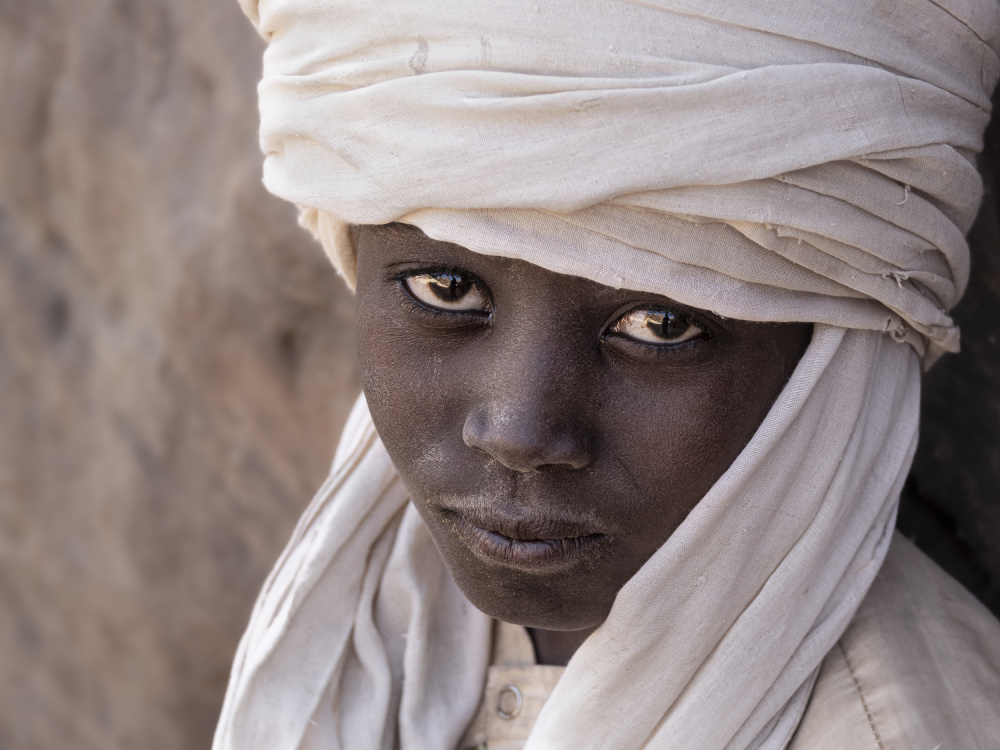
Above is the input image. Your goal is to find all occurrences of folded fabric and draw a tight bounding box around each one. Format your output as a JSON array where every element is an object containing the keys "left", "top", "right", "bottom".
[{"left": 215, "top": 2, "right": 1000, "bottom": 749}]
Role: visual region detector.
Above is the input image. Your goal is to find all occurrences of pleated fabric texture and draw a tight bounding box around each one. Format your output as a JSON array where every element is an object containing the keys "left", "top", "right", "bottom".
[
  {"left": 244, "top": 0, "right": 997, "bottom": 365},
  {"left": 214, "top": 2, "right": 1000, "bottom": 749}
]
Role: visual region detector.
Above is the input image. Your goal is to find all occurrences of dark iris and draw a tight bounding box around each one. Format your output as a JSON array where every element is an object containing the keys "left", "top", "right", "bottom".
[
  {"left": 428, "top": 273, "right": 474, "bottom": 302},
  {"left": 645, "top": 311, "right": 689, "bottom": 340}
]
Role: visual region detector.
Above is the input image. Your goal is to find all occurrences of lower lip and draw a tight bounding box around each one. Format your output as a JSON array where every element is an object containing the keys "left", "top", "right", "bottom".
[{"left": 447, "top": 512, "right": 606, "bottom": 571}]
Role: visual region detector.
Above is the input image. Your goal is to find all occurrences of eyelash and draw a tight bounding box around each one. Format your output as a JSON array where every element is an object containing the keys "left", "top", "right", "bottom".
[
  {"left": 604, "top": 328, "right": 708, "bottom": 358},
  {"left": 393, "top": 268, "right": 712, "bottom": 352},
  {"left": 603, "top": 309, "right": 712, "bottom": 354},
  {"left": 392, "top": 268, "right": 493, "bottom": 320}
]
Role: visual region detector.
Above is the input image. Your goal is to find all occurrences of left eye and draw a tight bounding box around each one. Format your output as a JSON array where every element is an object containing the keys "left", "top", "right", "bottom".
[
  {"left": 610, "top": 308, "right": 704, "bottom": 345},
  {"left": 403, "top": 271, "right": 491, "bottom": 313}
]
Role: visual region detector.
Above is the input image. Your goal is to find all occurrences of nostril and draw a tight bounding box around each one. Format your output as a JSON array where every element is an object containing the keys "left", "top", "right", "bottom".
[
  {"left": 462, "top": 405, "right": 592, "bottom": 473},
  {"left": 462, "top": 409, "right": 489, "bottom": 450}
]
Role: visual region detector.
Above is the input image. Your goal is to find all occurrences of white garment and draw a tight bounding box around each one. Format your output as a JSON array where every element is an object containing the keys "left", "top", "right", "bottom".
[
  {"left": 459, "top": 620, "right": 563, "bottom": 750},
  {"left": 217, "top": 326, "right": 921, "bottom": 750},
  {"left": 789, "top": 535, "right": 1000, "bottom": 749},
  {"left": 244, "top": 0, "right": 996, "bottom": 364},
  {"left": 456, "top": 534, "right": 1000, "bottom": 750},
  {"left": 214, "top": 2, "right": 1000, "bottom": 750}
]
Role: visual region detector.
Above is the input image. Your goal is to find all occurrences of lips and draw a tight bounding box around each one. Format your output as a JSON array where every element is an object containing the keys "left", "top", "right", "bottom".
[{"left": 442, "top": 507, "right": 608, "bottom": 571}]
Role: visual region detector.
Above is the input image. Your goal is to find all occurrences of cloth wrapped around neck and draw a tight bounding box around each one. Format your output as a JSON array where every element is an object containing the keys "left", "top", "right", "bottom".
[{"left": 214, "top": 2, "right": 1000, "bottom": 750}]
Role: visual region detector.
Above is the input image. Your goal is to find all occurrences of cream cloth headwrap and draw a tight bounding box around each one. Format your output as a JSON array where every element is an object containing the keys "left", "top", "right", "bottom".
[{"left": 215, "top": 2, "right": 999, "bottom": 749}]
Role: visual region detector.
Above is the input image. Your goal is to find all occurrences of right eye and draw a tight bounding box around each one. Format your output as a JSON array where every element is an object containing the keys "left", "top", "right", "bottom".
[
  {"left": 609, "top": 308, "right": 704, "bottom": 346},
  {"left": 403, "top": 271, "right": 491, "bottom": 314}
]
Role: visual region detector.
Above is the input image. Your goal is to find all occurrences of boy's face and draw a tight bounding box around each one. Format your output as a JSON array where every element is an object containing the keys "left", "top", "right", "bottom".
[{"left": 355, "top": 223, "right": 811, "bottom": 631}]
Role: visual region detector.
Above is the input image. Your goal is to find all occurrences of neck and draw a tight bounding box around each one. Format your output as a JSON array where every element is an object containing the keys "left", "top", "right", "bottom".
[{"left": 527, "top": 626, "right": 598, "bottom": 666}]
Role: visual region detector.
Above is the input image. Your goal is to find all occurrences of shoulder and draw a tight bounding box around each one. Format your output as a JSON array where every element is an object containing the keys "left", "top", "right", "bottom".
[{"left": 790, "top": 533, "right": 1000, "bottom": 750}]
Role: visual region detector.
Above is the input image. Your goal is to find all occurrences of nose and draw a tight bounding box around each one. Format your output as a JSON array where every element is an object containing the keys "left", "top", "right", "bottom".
[{"left": 462, "top": 361, "right": 594, "bottom": 473}]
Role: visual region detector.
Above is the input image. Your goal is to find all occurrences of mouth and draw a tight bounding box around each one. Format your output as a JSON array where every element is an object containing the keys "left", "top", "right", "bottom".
[{"left": 442, "top": 508, "right": 608, "bottom": 571}]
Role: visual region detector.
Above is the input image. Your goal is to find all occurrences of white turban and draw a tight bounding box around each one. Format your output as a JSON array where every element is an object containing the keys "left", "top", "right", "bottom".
[{"left": 215, "top": 2, "right": 1000, "bottom": 749}]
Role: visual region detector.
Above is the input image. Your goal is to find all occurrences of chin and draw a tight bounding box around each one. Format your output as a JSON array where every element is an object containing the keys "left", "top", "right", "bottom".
[
  {"left": 492, "top": 607, "right": 610, "bottom": 632},
  {"left": 407, "top": 493, "right": 625, "bottom": 630},
  {"left": 444, "top": 547, "right": 616, "bottom": 631}
]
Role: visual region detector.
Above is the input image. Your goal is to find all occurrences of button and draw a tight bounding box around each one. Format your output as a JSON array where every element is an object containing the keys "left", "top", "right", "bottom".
[{"left": 495, "top": 685, "right": 523, "bottom": 720}]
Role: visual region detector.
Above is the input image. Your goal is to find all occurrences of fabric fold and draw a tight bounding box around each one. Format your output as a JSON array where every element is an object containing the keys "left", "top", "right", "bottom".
[
  {"left": 241, "top": 0, "right": 999, "bottom": 363},
  {"left": 216, "top": 1, "right": 999, "bottom": 748}
]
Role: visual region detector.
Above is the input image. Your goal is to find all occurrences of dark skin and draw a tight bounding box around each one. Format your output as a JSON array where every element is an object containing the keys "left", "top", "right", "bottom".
[{"left": 355, "top": 223, "right": 812, "bottom": 666}]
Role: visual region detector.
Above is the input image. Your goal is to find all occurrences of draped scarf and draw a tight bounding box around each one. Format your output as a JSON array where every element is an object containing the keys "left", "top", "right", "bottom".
[{"left": 215, "top": 2, "right": 1000, "bottom": 749}]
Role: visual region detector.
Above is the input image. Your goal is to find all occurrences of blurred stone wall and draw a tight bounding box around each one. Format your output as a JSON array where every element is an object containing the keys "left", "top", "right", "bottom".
[
  {"left": 0, "top": 2, "right": 359, "bottom": 749},
  {"left": 0, "top": 3, "right": 997, "bottom": 750}
]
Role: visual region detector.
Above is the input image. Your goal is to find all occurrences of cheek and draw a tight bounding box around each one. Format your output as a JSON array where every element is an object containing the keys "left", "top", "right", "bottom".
[
  {"left": 601, "top": 391, "right": 705, "bottom": 519},
  {"left": 599, "top": 364, "right": 770, "bottom": 548},
  {"left": 356, "top": 315, "right": 472, "bottom": 491}
]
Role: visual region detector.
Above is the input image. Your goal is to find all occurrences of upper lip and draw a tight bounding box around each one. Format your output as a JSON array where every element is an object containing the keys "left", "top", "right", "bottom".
[{"left": 443, "top": 506, "right": 603, "bottom": 542}]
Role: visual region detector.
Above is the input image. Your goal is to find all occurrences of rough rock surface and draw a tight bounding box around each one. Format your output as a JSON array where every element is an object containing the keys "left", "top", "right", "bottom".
[
  {"left": 0, "top": 4, "right": 997, "bottom": 750},
  {"left": 0, "top": 2, "right": 359, "bottom": 749}
]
